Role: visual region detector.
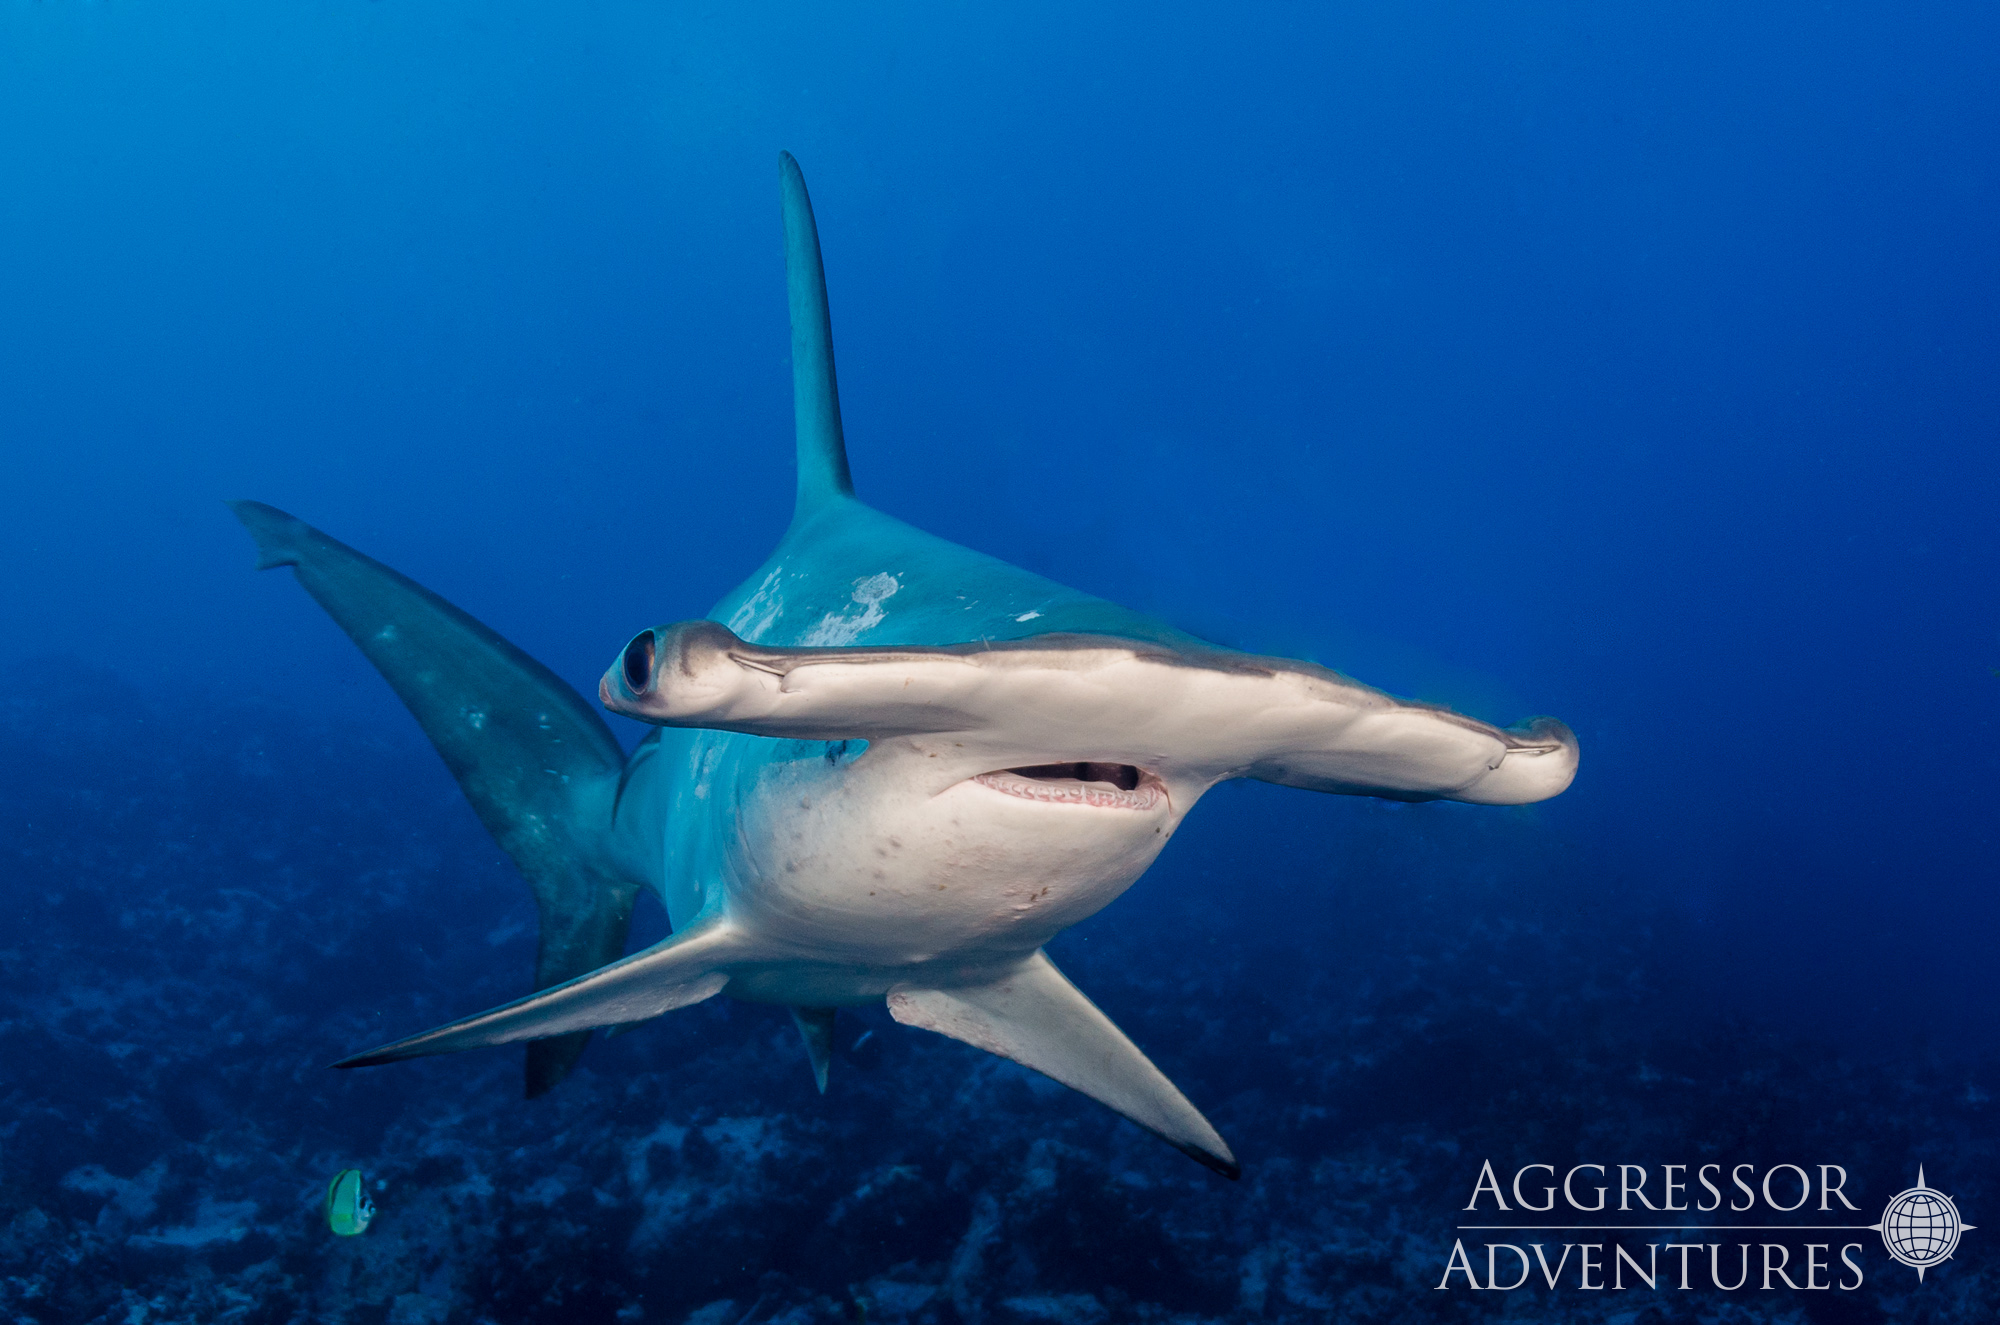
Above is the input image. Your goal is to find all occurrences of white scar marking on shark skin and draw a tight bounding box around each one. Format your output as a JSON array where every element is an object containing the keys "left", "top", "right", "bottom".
[
  {"left": 689, "top": 742, "right": 720, "bottom": 800},
  {"left": 1014, "top": 610, "right": 1042, "bottom": 622},
  {"left": 727, "top": 568, "right": 787, "bottom": 643},
  {"left": 973, "top": 772, "right": 1163, "bottom": 812},
  {"left": 853, "top": 572, "right": 897, "bottom": 604},
  {"left": 800, "top": 572, "right": 900, "bottom": 646}
]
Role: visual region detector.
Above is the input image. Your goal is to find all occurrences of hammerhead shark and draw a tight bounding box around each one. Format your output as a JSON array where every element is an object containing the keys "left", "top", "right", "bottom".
[{"left": 232, "top": 154, "right": 1577, "bottom": 1177}]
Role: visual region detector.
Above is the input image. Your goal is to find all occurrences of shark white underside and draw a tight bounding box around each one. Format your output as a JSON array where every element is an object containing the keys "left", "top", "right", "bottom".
[{"left": 234, "top": 153, "right": 1577, "bottom": 1179}]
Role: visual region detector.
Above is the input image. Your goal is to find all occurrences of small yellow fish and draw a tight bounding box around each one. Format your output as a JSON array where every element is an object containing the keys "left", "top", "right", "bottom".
[{"left": 324, "top": 1169, "right": 376, "bottom": 1236}]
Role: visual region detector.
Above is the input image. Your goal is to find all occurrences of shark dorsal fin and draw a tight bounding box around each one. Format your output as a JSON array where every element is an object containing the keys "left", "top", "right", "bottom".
[{"left": 780, "top": 151, "right": 855, "bottom": 517}]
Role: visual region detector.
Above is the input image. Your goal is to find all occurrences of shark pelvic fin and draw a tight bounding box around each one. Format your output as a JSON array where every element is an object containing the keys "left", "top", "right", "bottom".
[
  {"left": 888, "top": 951, "right": 1239, "bottom": 1178},
  {"left": 790, "top": 1006, "right": 837, "bottom": 1094},
  {"left": 228, "top": 500, "right": 644, "bottom": 1098},
  {"left": 779, "top": 151, "right": 855, "bottom": 518},
  {"left": 334, "top": 918, "right": 742, "bottom": 1069}
]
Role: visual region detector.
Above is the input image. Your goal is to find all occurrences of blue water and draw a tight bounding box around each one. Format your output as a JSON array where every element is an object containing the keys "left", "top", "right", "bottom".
[{"left": 2, "top": 3, "right": 1996, "bottom": 1321}]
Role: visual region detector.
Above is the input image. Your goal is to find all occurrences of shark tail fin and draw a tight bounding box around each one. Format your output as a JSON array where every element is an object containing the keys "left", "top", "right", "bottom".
[
  {"left": 227, "top": 500, "right": 642, "bottom": 1098},
  {"left": 780, "top": 151, "right": 855, "bottom": 519},
  {"left": 889, "top": 951, "right": 1240, "bottom": 1178}
]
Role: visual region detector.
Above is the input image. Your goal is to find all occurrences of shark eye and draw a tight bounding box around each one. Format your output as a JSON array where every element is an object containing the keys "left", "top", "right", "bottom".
[{"left": 622, "top": 632, "right": 656, "bottom": 694}]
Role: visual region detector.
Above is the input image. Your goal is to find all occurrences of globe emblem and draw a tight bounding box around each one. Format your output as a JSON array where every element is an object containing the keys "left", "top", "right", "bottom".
[{"left": 1876, "top": 1167, "right": 1975, "bottom": 1281}]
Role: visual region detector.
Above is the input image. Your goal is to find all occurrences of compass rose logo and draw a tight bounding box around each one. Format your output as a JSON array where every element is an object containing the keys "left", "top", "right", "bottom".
[{"left": 1873, "top": 1167, "right": 1976, "bottom": 1281}]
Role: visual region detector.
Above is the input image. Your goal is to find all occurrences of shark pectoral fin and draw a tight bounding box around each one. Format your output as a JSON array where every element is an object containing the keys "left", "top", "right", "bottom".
[
  {"left": 887, "top": 952, "right": 1239, "bottom": 1179},
  {"left": 333, "top": 920, "right": 742, "bottom": 1070},
  {"left": 790, "top": 1006, "right": 837, "bottom": 1094},
  {"left": 229, "top": 501, "right": 645, "bottom": 1098}
]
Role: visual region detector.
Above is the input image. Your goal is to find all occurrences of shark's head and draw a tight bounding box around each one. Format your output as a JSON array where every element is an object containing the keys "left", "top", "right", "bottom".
[
  {"left": 601, "top": 619, "right": 1575, "bottom": 810},
  {"left": 600, "top": 621, "right": 1202, "bottom": 970},
  {"left": 597, "top": 618, "right": 1574, "bottom": 979}
]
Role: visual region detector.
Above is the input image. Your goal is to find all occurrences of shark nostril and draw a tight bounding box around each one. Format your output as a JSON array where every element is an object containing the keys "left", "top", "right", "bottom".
[{"left": 622, "top": 632, "right": 656, "bottom": 694}]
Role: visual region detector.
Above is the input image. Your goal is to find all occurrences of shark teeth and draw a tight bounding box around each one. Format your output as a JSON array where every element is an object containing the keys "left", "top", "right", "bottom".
[{"left": 973, "top": 769, "right": 1164, "bottom": 811}]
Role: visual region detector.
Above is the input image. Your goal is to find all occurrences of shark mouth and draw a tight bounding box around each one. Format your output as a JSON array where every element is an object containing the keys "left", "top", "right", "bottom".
[{"left": 973, "top": 762, "right": 1165, "bottom": 811}]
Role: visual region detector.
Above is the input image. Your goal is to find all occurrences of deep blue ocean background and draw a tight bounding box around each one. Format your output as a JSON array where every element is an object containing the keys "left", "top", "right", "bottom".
[{"left": 3, "top": 3, "right": 1997, "bottom": 1321}]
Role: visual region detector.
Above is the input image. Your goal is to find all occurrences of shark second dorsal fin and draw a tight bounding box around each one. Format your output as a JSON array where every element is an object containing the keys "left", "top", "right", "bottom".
[
  {"left": 780, "top": 151, "right": 855, "bottom": 519},
  {"left": 888, "top": 951, "right": 1239, "bottom": 1178},
  {"left": 790, "top": 1006, "right": 837, "bottom": 1094}
]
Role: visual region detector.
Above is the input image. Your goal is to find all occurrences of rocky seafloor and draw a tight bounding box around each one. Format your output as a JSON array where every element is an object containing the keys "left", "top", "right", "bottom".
[{"left": 1, "top": 661, "right": 1992, "bottom": 1324}]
